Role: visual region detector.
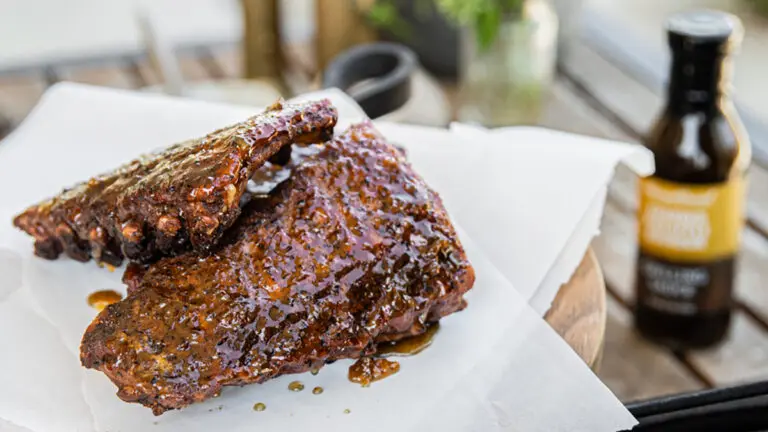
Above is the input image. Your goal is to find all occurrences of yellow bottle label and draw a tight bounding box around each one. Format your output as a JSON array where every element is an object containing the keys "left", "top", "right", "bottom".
[{"left": 638, "top": 176, "right": 746, "bottom": 263}]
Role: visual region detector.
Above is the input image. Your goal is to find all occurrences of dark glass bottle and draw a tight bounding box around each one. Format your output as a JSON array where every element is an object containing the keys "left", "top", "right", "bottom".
[{"left": 634, "top": 10, "right": 751, "bottom": 349}]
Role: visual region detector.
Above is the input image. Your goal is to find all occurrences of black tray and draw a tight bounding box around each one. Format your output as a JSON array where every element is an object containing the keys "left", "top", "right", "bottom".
[{"left": 623, "top": 380, "right": 768, "bottom": 431}]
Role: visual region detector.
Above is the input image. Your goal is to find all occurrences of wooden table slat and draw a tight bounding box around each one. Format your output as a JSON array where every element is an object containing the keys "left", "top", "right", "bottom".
[
  {"left": 133, "top": 58, "right": 167, "bottom": 88},
  {"left": 600, "top": 295, "right": 705, "bottom": 401},
  {"left": 603, "top": 152, "right": 768, "bottom": 328},
  {"left": 539, "top": 80, "right": 633, "bottom": 139},
  {"left": 561, "top": 42, "right": 661, "bottom": 138},
  {"left": 193, "top": 47, "right": 226, "bottom": 80},
  {"left": 55, "top": 64, "right": 135, "bottom": 89},
  {"left": 207, "top": 47, "right": 243, "bottom": 79},
  {"left": 562, "top": 40, "right": 768, "bottom": 240},
  {"left": 745, "top": 167, "right": 768, "bottom": 237},
  {"left": 686, "top": 312, "right": 768, "bottom": 386},
  {"left": 177, "top": 55, "right": 216, "bottom": 82},
  {"left": 0, "top": 75, "right": 47, "bottom": 125},
  {"left": 595, "top": 200, "right": 768, "bottom": 388},
  {"left": 736, "top": 229, "right": 768, "bottom": 325}
]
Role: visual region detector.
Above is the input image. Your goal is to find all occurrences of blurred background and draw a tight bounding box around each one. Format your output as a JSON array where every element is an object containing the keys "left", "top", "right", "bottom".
[
  {"left": 2, "top": 0, "right": 768, "bottom": 409},
  {"left": 2, "top": 0, "right": 768, "bottom": 136}
]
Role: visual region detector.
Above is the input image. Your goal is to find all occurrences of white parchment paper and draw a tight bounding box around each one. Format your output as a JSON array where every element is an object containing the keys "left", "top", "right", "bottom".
[{"left": 0, "top": 83, "right": 644, "bottom": 431}]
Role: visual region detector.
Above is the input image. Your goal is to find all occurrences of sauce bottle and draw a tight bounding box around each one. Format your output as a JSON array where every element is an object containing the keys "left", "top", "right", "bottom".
[{"left": 634, "top": 10, "right": 750, "bottom": 349}]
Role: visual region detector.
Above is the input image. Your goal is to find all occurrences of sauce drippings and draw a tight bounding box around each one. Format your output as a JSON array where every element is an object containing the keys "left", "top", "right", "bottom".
[
  {"left": 248, "top": 162, "right": 291, "bottom": 195},
  {"left": 87, "top": 290, "right": 123, "bottom": 311},
  {"left": 253, "top": 402, "right": 266, "bottom": 411},
  {"left": 310, "top": 368, "right": 320, "bottom": 376},
  {"left": 343, "top": 409, "right": 351, "bottom": 414},
  {"left": 376, "top": 323, "right": 440, "bottom": 357},
  {"left": 248, "top": 144, "right": 322, "bottom": 195},
  {"left": 288, "top": 381, "right": 305, "bottom": 392},
  {"left": 348, "top": 357, "right": 400, "bottom": 387},
  {"left": 312, "top": 386, "right": 323, "bottom": 395}
]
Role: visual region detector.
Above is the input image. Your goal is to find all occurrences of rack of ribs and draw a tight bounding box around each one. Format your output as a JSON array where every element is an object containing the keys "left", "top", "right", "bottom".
[
  {"left": 80, "top": 122, "right": 475, "bottom": 415},
  {"left": 13, "top": 99, "right": 338, "bottom": 266}
]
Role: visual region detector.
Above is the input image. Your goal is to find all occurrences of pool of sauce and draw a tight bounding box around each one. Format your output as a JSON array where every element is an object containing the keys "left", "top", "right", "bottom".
[
  {"left": 376, "top": 323, "right": 440, "bottom": 357},
  {"left": 87, "top": 290, "right": 123, "bottom": 311},
  {"left": 348, "top": 357, "right": 400, "bottom": 387}
]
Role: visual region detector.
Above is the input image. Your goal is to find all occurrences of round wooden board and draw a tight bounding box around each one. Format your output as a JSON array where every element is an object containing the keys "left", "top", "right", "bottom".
[{"left": 544, "top": 248, "right": 607, "bottom": 370}]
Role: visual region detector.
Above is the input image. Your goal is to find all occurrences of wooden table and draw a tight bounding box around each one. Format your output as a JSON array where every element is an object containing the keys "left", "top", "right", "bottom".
[
  {"left": 3, "top": 39, "right": 768, "bottom": 405},
  {"left": 556, "top": 40, "right": 768, "bottom": 401}
]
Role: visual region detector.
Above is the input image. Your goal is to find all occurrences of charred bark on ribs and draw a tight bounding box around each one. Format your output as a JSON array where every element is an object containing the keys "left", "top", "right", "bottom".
[
  {"left": 80, "top": 122, "right": 475, "bottom": 415},
  {"left": 13, "top": 99, "right": 337, "bottom": 266}
]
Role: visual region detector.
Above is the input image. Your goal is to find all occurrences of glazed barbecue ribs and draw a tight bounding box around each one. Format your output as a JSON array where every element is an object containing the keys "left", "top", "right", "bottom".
[
  {"left": 80, "top": 122, "right": 475, "bottom": 415},
  {"left": 13, "top": 99, "right": 337, "bottom": 265}
]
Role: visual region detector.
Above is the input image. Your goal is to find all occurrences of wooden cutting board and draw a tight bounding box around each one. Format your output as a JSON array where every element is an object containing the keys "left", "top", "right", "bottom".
[{"left": 545, "top": 248, "right": 607, "bottom": 370}]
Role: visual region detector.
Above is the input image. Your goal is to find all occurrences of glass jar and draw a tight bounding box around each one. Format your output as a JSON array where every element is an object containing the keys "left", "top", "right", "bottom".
[{"left": 458, "top": 0, "right": 558, "bottom": 126}]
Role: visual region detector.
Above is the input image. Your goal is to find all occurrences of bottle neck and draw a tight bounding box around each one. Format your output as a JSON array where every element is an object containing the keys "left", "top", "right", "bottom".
[{"left": 666, "top": 50, "right": 732, "bottom": 115}]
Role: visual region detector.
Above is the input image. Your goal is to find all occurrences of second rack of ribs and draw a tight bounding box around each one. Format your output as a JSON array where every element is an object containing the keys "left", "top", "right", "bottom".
[
  {"left": 13, "top": 99, "right": 337, "bottom": 265},
  {"left": 80, "top": 122, "right": 475, "bottom": 415}
]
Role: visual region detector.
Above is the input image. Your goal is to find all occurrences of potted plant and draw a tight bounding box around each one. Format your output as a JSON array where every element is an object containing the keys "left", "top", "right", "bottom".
[{"left": 367, "top": 0, "right": 460, "bottom": 79}]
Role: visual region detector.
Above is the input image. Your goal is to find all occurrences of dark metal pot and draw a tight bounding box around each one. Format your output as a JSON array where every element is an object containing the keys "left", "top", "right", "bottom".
[{"left": 322, "top": 42, "right": 417, "bottom": 119}]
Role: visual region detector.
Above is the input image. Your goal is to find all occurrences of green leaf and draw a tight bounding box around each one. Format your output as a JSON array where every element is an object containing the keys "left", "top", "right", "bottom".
[
  {"left": 368, "top": 2, "right": 398, "bottom": 28},
  {"left": 435, "top": 0, "right": 485, "bottom": 24},
  {"left": 502, "top": 0, "right": 524, "bottom": 15},
  {"left": 751, "top": 0, "right": 768, "bottom": 17},
  {"left": 367, "top": 1, "right": 413, "bottom": 40},
  {"left": 474, "top": 6, "right": 501, "bottom": 51}
]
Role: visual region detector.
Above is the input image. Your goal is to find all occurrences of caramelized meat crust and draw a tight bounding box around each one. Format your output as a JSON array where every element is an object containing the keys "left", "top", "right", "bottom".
[
  {"left": 80, "top": 122, "right": 475, "bottom": 414},
  {"left": 13, "top": 99, "right": 338, "bottom": 265}
]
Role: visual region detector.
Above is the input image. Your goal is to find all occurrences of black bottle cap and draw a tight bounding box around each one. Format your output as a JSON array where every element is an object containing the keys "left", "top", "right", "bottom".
[{"left": 666, "top": 10, "right": 743, "bottom": 54}]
